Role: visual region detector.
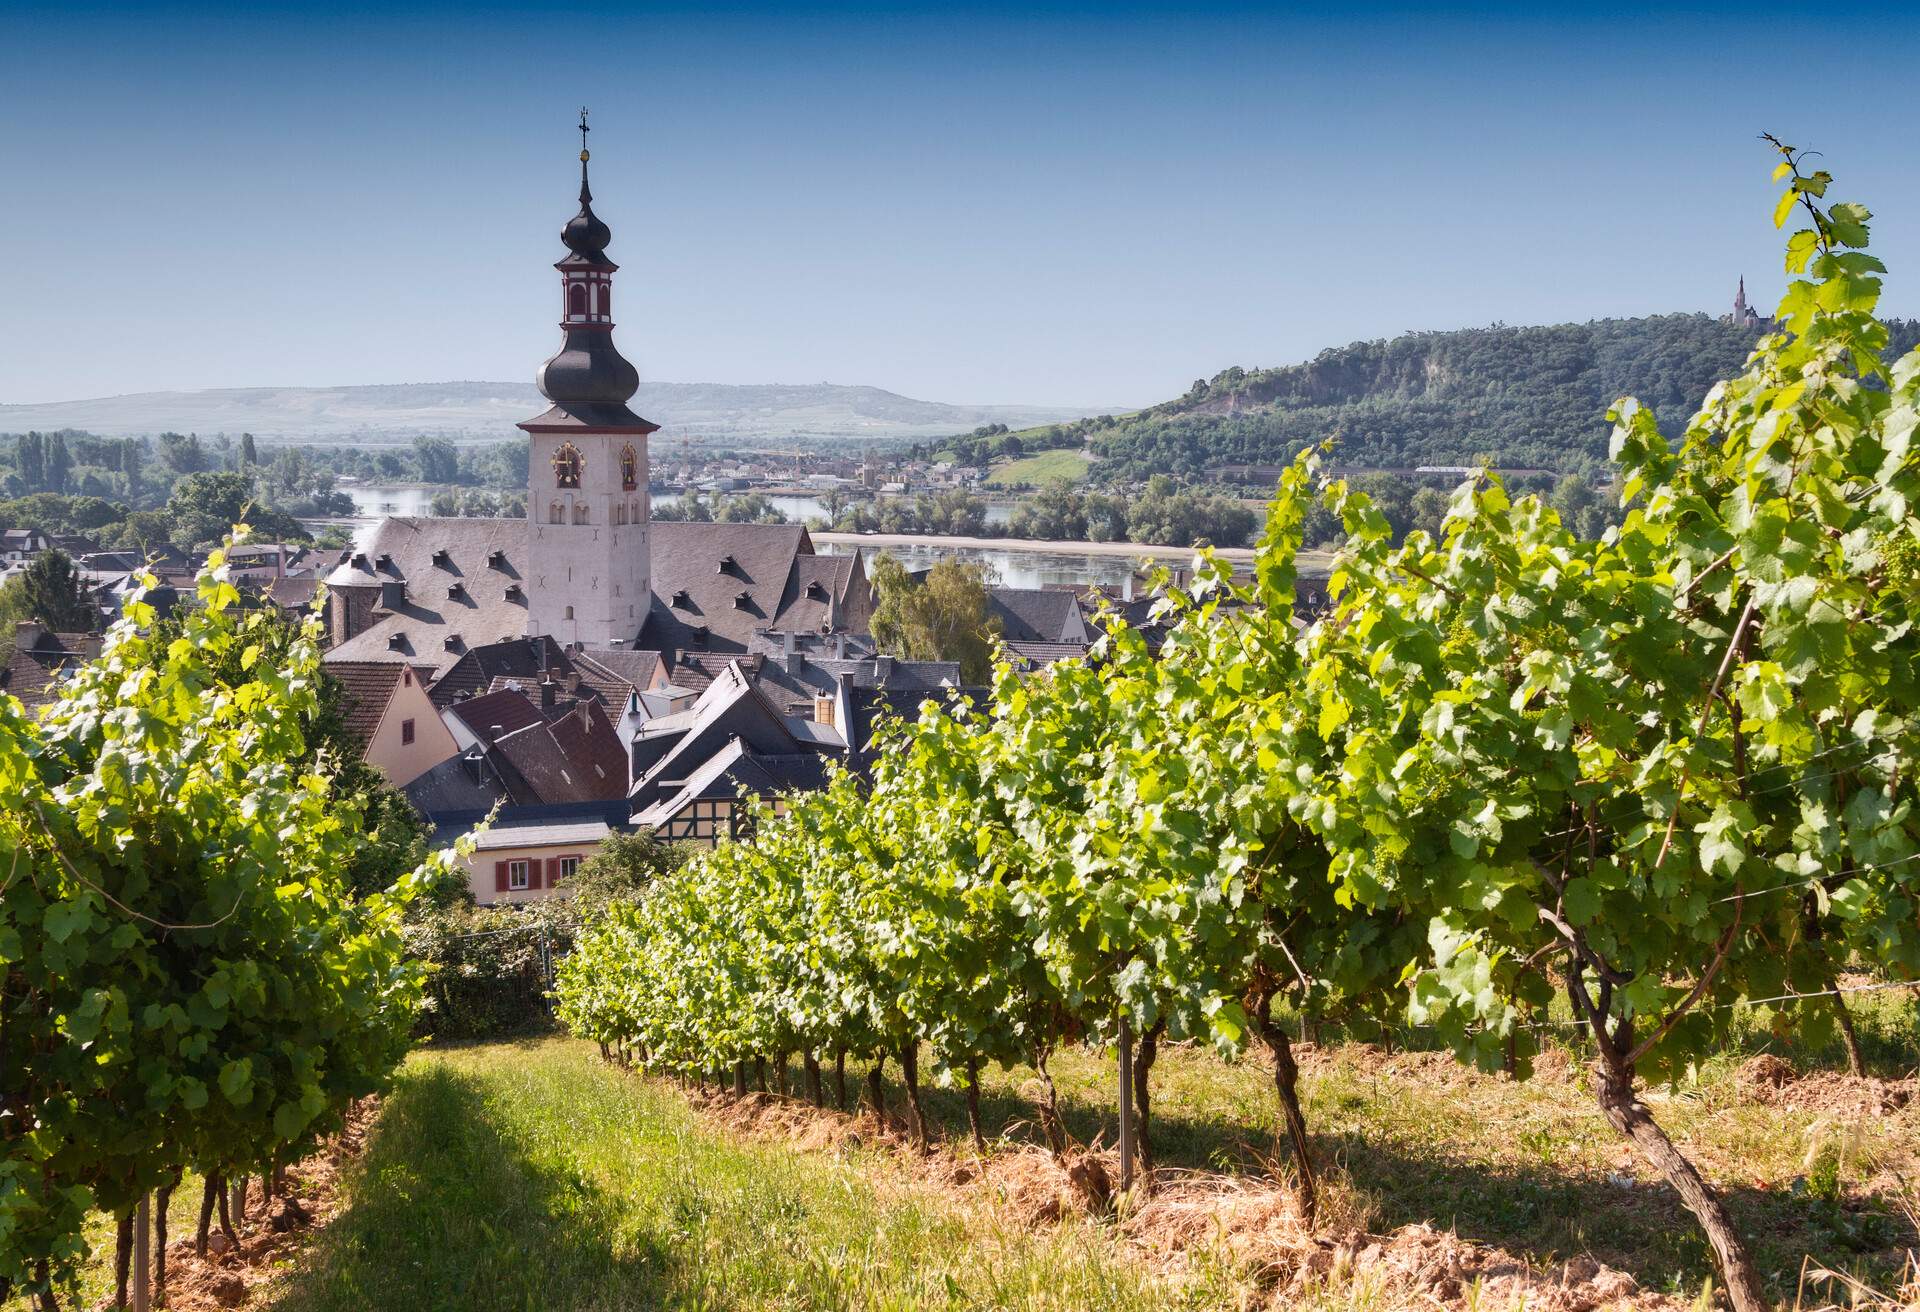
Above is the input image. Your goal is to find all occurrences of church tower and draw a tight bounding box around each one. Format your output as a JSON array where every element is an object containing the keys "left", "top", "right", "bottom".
[{"left": 519, "top": 111, "right": 658, "bottom": 650}]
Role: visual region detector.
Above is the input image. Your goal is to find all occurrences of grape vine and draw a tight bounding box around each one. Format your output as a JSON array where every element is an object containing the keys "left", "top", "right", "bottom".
[{"left": 557, "top": 145, "right": 1920, "bottom": 1312}]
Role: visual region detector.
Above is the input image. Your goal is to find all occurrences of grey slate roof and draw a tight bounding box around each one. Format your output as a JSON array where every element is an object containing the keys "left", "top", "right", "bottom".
[
  {"left": 989, "top": 587, "right": 1087, "bottom": 644},
  {"left": 321, "top": 518, "right": 532, "bottom": 676},
  {"left": 639, "top": 521, "right": 817, "bottom": 657}
]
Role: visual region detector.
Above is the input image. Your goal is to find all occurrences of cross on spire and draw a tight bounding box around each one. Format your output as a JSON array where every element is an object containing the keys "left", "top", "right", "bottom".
[{"left": 578, "top": 106, "right": 590, "bottom": 160}]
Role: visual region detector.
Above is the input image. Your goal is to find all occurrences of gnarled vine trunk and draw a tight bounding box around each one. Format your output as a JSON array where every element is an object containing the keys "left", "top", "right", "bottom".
[
  {"left": 114, "top": 1211, "right": 133, "bottom": 1308},
  {"left": 864, "top": 1055, "right": 888, "bottom": 1125},
  {"left": 834, "top": 1050, "right": 848, "bottom": 1111},
  {"left": 155, "top": 1170, "right": 178, "bottom": 1299},
  {"left": 898, "top": 1044, "right": 928, "bottom": 1149},
  {"left": 963, "top": 1056, "right": 985, "bottom": 1151},
  {"left": 1132, "top": 1020, "right": 1164, "bottom": 1177},
  {"left": 1255, "top": 994, "right": 1317, "bottom": 1226},
  {"left": 1033, "top": 1048, "right": 1066, "bottom": 1157},
  {"left": 803, "top": 1052, "right": 823, "bottom": 1106},
  {"left": 196, "top": 1176, "right": 218, "bottom": 1257}
]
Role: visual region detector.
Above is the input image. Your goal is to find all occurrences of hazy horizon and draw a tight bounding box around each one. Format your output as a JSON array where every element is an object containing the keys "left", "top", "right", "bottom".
[{"left": 5, "top": 2, "right": 1917, "bottom": 409}]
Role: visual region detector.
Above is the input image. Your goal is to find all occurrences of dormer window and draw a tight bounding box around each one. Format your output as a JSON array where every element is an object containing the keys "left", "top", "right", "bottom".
[
  {"left": 552, "top": 443, "right": 583, "bottom": 489},
  {"left": 432, "top": 548, "right": 452, "bottom": 568},
  {"left": 488, "top": 550, "right": 507, "bottom": 569},
  {"left": 717, "top": 555, "right": 737, "bottom": 575},
  {"left": 505, "top": 584, "right": 524, "bottom": 601},
  {"left": 806, "top": 580, "right": 827, "bottom": 599},
  {"left": 447, "top": 582, "right": 466, "bottom": 600},
  {"left": 385, "top": 633, "right": 407, "bottom": 651},
  {"left": 376, "top": 553, "right": 394, "bottom": 571},
  {"left": 443, "top": 634, "right": 463, "bottom": 652},
  {"left": 670, "top": 588, "right": 691, "bottom": 608},
  {"left": 732, "top": 591, "right": 751, "bottom": 610},
  {"left": 689, "top": 624, "right": 709, "bottom": 648}
]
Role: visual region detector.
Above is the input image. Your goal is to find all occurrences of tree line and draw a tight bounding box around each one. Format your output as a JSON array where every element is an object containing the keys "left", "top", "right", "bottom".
[{"left": 555, "top": 150, "right": 1920, "bottom": 1311}]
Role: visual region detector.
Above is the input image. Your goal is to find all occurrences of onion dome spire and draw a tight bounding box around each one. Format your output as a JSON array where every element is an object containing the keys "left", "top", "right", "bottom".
[
  {"left": 518, "top": 111, "right": 658, "bottom": 436},
  {"left": 562, "top": 107, "right": 613, "bottom": 265}
]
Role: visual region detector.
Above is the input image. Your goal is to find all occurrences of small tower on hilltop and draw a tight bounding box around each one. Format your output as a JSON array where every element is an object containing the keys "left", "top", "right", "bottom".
[
  {"left": 1724, "top": 276, "right": 1764, "bottom": 330},
  {"left": 519, "top": 110, "right": 659, "bottom": 650}
]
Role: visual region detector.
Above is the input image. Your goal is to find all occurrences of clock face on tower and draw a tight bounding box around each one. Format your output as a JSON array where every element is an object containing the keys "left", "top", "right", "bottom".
[{"left": 552, "top": 442, "right": 583, "bottom": 489}]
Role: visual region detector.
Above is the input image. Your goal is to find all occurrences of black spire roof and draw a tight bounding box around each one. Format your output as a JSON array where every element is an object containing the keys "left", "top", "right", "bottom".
[
  {"left": 519, "top": 112, "right": 659, "bottom": 436},
  {"left": 559, "top": 149, "right": 614, "bottom": 269}
]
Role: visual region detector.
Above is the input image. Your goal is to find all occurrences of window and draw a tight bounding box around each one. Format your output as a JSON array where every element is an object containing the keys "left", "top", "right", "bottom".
[
  {"left": 549, "top": 500, "right": 563, "bottom": 524},
  {"left": 573, "top": 502, "right": 590, "bottom": 524},
  {"left": 568, "top": 282, "right": 588, "bottom": 318},
  {"left": 598, "top": 282, "right": 611, "bottom": 318},
  {"left": 400, "top": 718, "right": 415, "bottom": 745},
  {"left": 507, "top": 860, "right": 530, "bottom": 891},
  {"left": 564, "top": 605, "right": 574, "bottom": 620},
  {"left": 556, "top": 855, "right": 581, "bottom": 881}
]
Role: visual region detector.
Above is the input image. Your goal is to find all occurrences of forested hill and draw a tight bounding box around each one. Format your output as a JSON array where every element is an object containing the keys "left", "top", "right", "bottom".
[{"left": 1080, "top": 313, "right": 1920, "bottom": 481}]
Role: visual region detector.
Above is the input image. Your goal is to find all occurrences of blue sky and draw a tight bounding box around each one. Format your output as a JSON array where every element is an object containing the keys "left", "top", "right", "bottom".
[{"left": 3, "top": 2, "right": 1916, "bottom": 409}]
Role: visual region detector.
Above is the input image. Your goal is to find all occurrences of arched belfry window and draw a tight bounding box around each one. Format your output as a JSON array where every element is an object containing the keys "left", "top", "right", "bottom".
[
  {"left": 598, "top": 280, "right": 611, "bottom": 318},
  {"left": 552, "top": 442, "right": 583, "bottom": 489},
  {"left": 620, "top": 443, "right": 638, "bottom": 491},
  {"left": 568, "top": 282, "right": 588, "bottom": 319}
]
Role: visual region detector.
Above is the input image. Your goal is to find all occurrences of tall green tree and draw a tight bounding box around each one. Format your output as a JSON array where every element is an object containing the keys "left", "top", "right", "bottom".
[
  {"left": 868, "top": 555, "right": 1000, "bottom": 683},
  {"left": 17, "top": 550, "right": 96, "bottom": 633}
]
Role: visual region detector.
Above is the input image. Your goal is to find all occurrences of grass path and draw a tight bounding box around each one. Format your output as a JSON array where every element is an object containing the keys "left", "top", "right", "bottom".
[{"left": 266, "top": 1038, "right": 1207, "bottom": 1312}]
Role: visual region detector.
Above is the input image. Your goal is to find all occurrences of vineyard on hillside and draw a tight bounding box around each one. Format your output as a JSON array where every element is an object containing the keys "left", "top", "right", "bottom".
[
  {"left": 557, "top": 145, "right": 1920, "bottom": 1312},
  {"left": 0, "top": 542, "right": 464, "bottom": 1310}
]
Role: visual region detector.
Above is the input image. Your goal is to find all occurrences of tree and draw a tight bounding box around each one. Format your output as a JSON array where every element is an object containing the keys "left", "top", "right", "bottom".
[
  {"left": 413, "top": 436, "right": 459, "bottom": 484},
  {"left": 569, "top": 831, "right": 688, "bottom": 921},
  {"left": 17, "top": 550, "right": 96, "bottom": 633},
  {"left": 868, "top": 554, "right": 1000, "bottom": 683},
  {"left": 157, "top": 431, "right": 206, "bottom": 484},
  {"left": 239, "top": 432, "right": 258, "bottom": 468},
  {"left": 164, "top": 471, "right": 308, "bottom": 549}
]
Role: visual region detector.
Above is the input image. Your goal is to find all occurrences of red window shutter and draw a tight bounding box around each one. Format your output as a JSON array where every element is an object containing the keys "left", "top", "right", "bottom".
[
  {"left": 527, "top": 860, "right": 542, "bottom": 891},
  {"left": 494, "top": 861, "right": 509, "bottom": 893},
  {"left": 547, "top": 857, "right": 561, "bottom": 886}
]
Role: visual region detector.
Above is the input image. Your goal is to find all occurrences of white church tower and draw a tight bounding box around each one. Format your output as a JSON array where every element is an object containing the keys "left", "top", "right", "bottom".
[{"left": 519, "top": 110, "right": 657, "bottom": 650}]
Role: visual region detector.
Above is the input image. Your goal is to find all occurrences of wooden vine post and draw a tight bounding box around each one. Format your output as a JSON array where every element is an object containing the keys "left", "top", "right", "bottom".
[
  {"left": 1116, "top": 1014, "right": 1135, "bottom": 1195},
  {"left": 131, "top": 1193, "right": 150, "bottom": 1312}
]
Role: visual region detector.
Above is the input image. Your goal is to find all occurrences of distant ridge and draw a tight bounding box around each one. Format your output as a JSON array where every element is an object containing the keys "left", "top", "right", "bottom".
[{"left": 0, "top": 380, "right": 1095, "bottom": 444}]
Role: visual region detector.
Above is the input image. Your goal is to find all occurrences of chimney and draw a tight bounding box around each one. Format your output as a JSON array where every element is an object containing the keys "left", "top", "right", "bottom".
[
  {"left": 813, "top": 694, "right": 835, "bottom": 728},
  {"left": 540, "top": 677, "right": 557, "bottom": 710},
  {"left": 832, "top": 633, "right": 847, "bottom": 660},
  {"left": 782, "top": 630, "right": 803, "bottom": 674},
  {"left": 874, "top": 654, "right": 894, "bottom": 681}
]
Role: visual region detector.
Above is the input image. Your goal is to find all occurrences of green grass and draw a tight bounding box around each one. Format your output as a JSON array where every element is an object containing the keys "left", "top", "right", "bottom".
[
  {"left": 985, "top": 449, "right": 1092, "bottom": 489},
  {"left": 263, "top": 1038, "right": 1216, "bottom": 1312},
  {"left": 22, "top": 992, "right": 1920, "bottom": 1309}
]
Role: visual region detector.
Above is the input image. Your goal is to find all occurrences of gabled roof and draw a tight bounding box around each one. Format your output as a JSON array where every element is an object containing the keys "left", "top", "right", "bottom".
[
  {"left": 628, "top": 662, "right": 820, "bottom": 809},
  {"left": 639, "top": 521, "right": 815, "bottom": 657},
  {"left": 320, "top": 518, "right": 531, "bottom": 675},
  {"left": 1003, "top": 639, "right": 1092, "bottom": 669},
  {"left": 446, "top": 689, "right": 548, "bottom": 746},
  {"left": 0, "top": 629, "right": 104, "bottom": 709},
  {"left": 325, "top": 660, "right": 405, "bottom": 747},
  {"left": 989, "top": 587, "right": 1084, "bottom": 643},
  {"left": 492, "top": 699, "right": 626, "bottom": 805},
  {"left": 632, "top": 736, "right": 837, "bottom": 831},
  {"left": 766, "top": 554, "right": 858, "bottom": 634},
  {"left": 431, "top": 635, "right": 569, "bottom": 708}
]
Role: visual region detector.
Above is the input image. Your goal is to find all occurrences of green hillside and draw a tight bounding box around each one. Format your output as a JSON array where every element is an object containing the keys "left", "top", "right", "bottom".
[{"left": 937, "top": 313, "right": 1920, "bottom": 482}]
